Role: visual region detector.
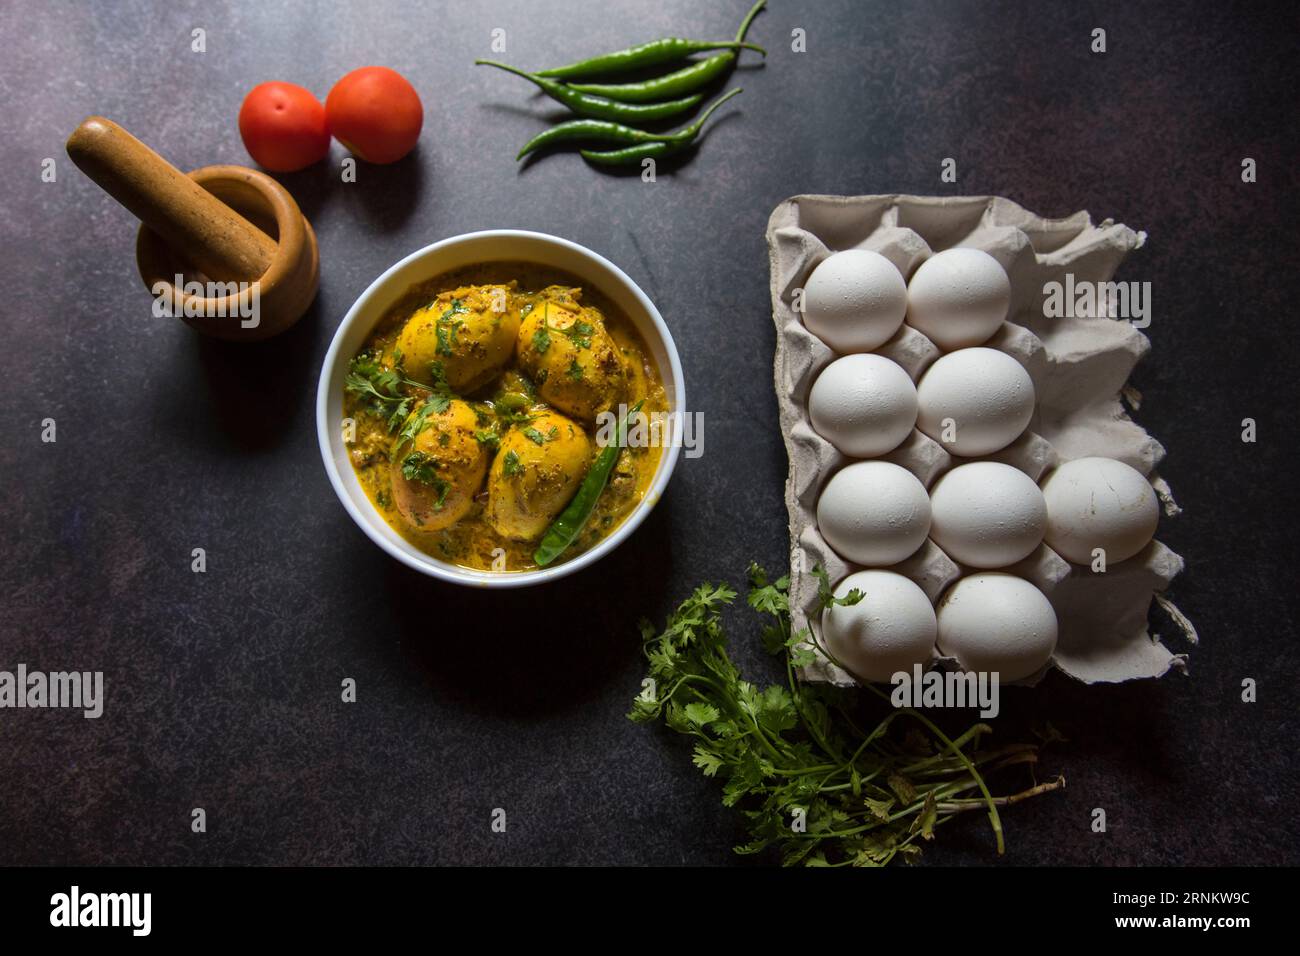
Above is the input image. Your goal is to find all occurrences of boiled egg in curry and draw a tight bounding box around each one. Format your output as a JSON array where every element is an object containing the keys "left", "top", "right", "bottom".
[
  {"left": 485, "top": 410, "right": 592, "bottom": 541},
  {"left": 392, "top": 283, "right": 522, "bottom": 392},
  {"left": 517, "top": 292, "right": 628, "bottom": 423},
  {"left": 389, "top": 398, "right": 490, "bottom": 531},
  {"left": 342, "top": 264, "right": 667, "bottom": 573}
]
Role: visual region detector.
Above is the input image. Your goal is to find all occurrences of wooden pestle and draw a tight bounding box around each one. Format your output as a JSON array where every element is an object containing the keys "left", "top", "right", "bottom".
[{"left": 66, "top": 116, "right": 277, "bottom": 283}]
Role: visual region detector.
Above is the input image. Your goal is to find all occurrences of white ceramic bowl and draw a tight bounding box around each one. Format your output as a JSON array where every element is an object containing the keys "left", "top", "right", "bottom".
[{"left": 317, "top": 230, "right": 685, "bottom": 588}]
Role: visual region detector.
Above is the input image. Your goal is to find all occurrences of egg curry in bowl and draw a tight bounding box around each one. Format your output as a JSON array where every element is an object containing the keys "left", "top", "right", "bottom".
[{"left": 343, "top": 263, "right": 667, "bottom": 573}]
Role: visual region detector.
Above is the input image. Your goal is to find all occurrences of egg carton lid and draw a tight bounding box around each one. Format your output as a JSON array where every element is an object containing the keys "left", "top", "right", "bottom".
[{"left": 767, "top": 193, "right": 1197, "bottom": 686}]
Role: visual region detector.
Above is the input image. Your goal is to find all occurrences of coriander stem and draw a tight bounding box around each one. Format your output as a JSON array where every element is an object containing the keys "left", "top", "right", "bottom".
[
  {"left": 934, "top": 776, "right": 1065, "bottom": 812},
  {"left": 899, "top": 724, "right": 991, "bottom": 772},
  {"left": 786, "top": 648, "right": 842, "bottom": 763},
  {"left": 806, "top": 629, "right": 1008, "bottom": 855},
  {"left": 676, "top": 673, "right": 789, "bottom": 765}
]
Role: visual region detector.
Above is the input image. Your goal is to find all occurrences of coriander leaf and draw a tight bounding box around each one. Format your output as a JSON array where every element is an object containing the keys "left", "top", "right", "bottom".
[
  {"left": 887, "top": 773, "right": 916, "bottom": 804},
  {"left": 428, "top": 360, "right": 450, "bottom": 392},
  {"left": 812, "top": 565, "right": 864, "bottom": 611},
  {"left": 346, "top": 349, "right": 448, "bottom": 434},
  {"left": 434, "top": 299, "right": 469, "bottom": 357},
  {"left": 863, "top": 796, "right": 894, "bottom": 822},
  {"left": 386, "top": 396, "right": 414, "bottom": 434},
  {"left": 399, "top": 452, "right": 450, "bottom": 508},
  {"left": 398, "top": 399, "right": 443, "bottom": 447},
  {"left": 532, "top": 326, "right": 551, "bottom": 354},
  {"left": 789, "top": 647, "right": 819, "bottom": 669},
  {"left": 691, "top": 746, "right": 724, "bottom": 777},
  {"left": 400, "top": 451, "right": 435, "bottom": 483},
  {"left": 913, "top": 791, "right": 938, "bottom": 841},
  {"left": 683, "top": 702, "right": 721, "bottom": 727},
  {"left": 563, "top": 319, "right": 594, "bottom": 349},
  {"left": 627, "top": 697, "right": 659, "bottom": 723}
]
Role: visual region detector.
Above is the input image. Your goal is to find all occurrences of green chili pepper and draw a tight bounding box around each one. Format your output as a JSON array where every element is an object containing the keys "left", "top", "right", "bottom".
[
  {"left": 518, "top": 88, "right": 742, "bottom": 160},
  {"left": 565, "top": 1, "right": 766, "bottom": 102},
  {"left": 566, "top": 54, "right": 735, "bottom": 103},
  {"left": 580, "top": 141, "right": 682, "bottom": 166},
  {"left": 578, "top": 89, "right": 741, "bottom": 165},
  {"left": 534, "top": 38, "right": 764, "bottom": 81},
  {"left": 476, "top": 60, "right": 705, "bottom": 123},
  {"left": 516, "top": 119, "right": 671, "bottom": 161},
  {"left": 533, "top": 400, "right": 644, "bottom": 567}
]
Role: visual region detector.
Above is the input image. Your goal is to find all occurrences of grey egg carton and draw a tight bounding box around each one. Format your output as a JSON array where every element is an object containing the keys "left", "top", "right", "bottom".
[{"left": 766, "top": 194, "right": 1197, "bottom": 686}]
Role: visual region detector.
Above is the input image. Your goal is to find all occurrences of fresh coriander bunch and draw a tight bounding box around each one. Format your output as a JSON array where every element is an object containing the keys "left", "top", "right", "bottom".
[{"left": 628, "top": 564, "right": 1063, "bottom": 866}]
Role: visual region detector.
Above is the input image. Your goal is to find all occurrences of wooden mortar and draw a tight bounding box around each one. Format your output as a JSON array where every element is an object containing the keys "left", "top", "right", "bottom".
[{"left": 66, "top": 116, "right": 319, "bottom": 342}]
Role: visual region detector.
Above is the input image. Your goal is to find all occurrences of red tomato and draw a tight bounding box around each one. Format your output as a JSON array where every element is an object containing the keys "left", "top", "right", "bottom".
[
  {"left": 326, "top": 67, "right": 423, "bottom": 164},
  {"left": 238, "top": 82, "right": 330, "bottom": 172}
]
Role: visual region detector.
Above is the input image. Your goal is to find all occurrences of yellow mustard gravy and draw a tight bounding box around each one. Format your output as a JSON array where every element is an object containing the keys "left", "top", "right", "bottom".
[{"left": 343, "top": 262, "right": 668, "bottom": 572}]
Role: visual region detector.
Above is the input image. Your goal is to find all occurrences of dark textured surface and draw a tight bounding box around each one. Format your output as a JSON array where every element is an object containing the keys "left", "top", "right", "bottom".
[{"left": 1, "top": 0, "right": 1297, "bottom": 866}]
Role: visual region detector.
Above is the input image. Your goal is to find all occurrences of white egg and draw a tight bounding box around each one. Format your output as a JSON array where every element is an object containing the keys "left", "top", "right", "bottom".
[
  {"left": 916, "top": 347, "right": 1035, "bottom": 455},
  {"left": 1040, "top": 456, "right": 1159, "bottom": 565},
  {"left": 816, "top": 461, "right": 931, "bottom": 566},
  {"left": 801, "top": 249, "right": 908, "bottom": 353},
  {"left": 936, "top": 573, "right": 1058, "bottom": 682},
  {"left": 808, "top": 354, "right": 917, "bottom": 457},
  {"left": 929, "top": 462, "right": 1047, "bottom": 568},
  {"left": 822, "top": 570, "right": 937, "bottom": 683},
  {"left": 905, "top": 247, "right": 1011, "bottom": 350}
]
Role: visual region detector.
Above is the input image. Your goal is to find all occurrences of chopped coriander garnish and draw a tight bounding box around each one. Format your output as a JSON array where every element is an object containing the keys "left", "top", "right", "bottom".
[
  {"left": 566, "top": 358, "right": 584, "bottom": 381},
  {"left": 434, "top": 299, "right": 469, "bottom": 357},
  {"left": 434, "top": 321, "right": 459, "bottom": 356},
  {"left": 428, "top": 360, "right": 450, "bottom": 392},
  {"left": 432, "top": 478, "right": 451, "bottom": 508},
  {"left": 532, "top": 326, "right": 552, "bottom": 354},
  {"left": 502, "top": 450, "right": 524, "bottom": 476},
  {"left": 400, "top": 450, "right": 437, "bottom": 484},
  {"left": 399, "top": 452, "right": 450, "bottom": 509},
  {"left": 398, "top": 399, "right": 443, "bottom": 446},
  {"left": 345, "top": 350, "right": 429, "bottom": 433},
  {"left": 563, "top": 320, "right": 594, "bottom": 349}
]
